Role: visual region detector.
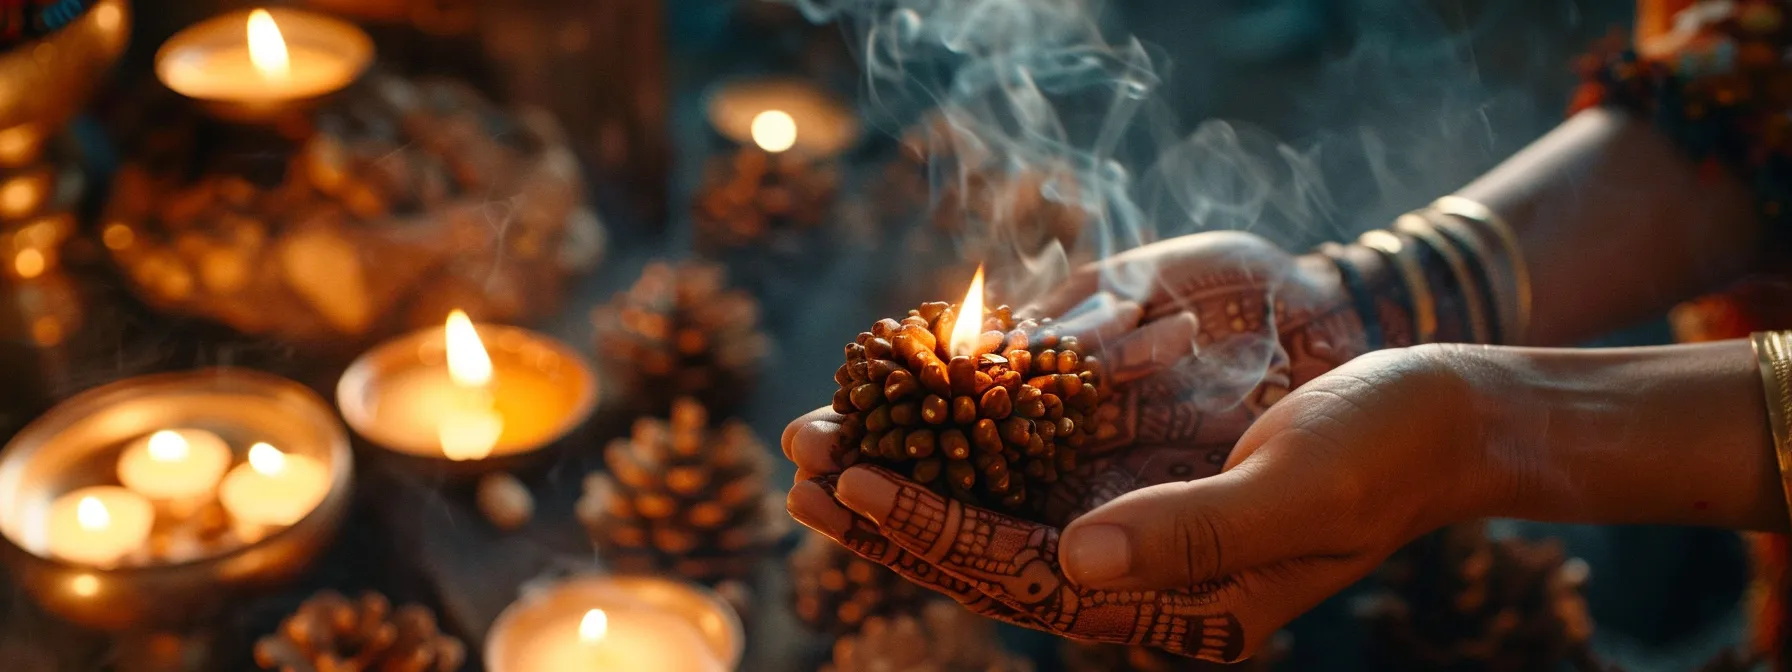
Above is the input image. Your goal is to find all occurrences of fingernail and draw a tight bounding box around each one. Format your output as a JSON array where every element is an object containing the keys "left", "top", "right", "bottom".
[{"left": 1064, "top": 524, "right": 1132, "bottom": 585}]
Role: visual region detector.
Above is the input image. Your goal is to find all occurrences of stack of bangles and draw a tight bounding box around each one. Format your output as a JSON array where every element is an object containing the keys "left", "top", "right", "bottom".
[{"left": 1317, "top": 196, "right": 1533, "bottom": 348}]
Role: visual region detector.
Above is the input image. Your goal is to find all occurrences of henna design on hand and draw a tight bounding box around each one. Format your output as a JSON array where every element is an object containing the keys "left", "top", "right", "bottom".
[{"left": 842, "top": 466, "right": 1247, "bottom": 662}]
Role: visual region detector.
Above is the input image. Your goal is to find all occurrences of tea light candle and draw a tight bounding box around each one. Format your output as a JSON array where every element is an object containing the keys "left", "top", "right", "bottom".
[
  {"left": 486, "top": 576, "right": 741, "bottom": 672},
  {"left": 706, "top": 76, "right": 860, "bottom": 158},
  {"left": 218, "top": 443, "right": 329, "bottom": 529},
  {"left": 45, "top": 487, "right": 153, "bottom": 567},
  {"left": 155, "top": 7, "right": 373, "bottom": 108},
  {"left": 337, "top": 311, "right": 598, "bottom": 465},
  {"left": 115, "top": 429, "right": 232, "bottom": 504}
]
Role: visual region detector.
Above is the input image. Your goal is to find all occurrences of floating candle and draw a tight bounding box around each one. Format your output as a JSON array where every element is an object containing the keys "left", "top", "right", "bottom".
[
  {"left": 218, "top": 443, "right": 329, "bottom": 530},
  {"left": 155, "top": 7, "right": 372, "bottom": 108},
  {"left": 115, "top": 429, "right": 232, "bottom": 504},
  {"left": 486, "top": 576, "right": 741, "bottom": 672},
  {"left": 45, "top": 487, "right": 153, "bottom": 567}
]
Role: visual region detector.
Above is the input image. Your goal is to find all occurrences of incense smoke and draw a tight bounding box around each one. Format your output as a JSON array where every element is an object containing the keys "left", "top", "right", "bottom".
[{"left": 795, "top": 0, "right": 1589, "bottom": 407}]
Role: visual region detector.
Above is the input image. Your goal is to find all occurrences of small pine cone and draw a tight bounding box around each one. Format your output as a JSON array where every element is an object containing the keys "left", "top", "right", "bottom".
[
  {"left": 253, "top": 591, "right": 465, "bottom": 672},
  {"left": 593, "top": 260, "right": 768, "bottom": 415},
  {"left": 885, "top": 113, "right": 1083, "bottom": 254},
  {"left": 578, "top": 398, "right": 786, "bottom": 583},
  {"left": 823, "top": 601, "right": 1033, "bottom": 672},
  {"left": 789, "top": 530, "right": 927, "bottom": 635},
  {"left": 828, "top": 301, "right": 1108, "bottom": 517},
  {"left": 693, "top": 148, "right": 838, "bottom": 252},
  {"left": 1358, "top": 521, "right": 1608, "bottom": 672}
]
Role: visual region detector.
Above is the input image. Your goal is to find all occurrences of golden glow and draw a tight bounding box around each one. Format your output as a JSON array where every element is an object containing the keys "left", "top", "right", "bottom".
[
  {"left": 147, "top": 430, "right": 189, "bottom": 462},
  {"left": 579, "top": 609, "right": 608, "bottom": 644},
  {"left": 248, "top": 442, "right": 286, "bottom": 475},
  {"left": 445, "top": 310, "right": 494, "bottom": 387},
  {"left": 31, "top": 316, "right": 62, "bottom": 346},
  {"left": 246, "top": 9, "right": 291, "bottom": 80},
  {"left": 948, "top": 265, "right": 987, "bottom": 357},
  {"left": 437, "top": 410, "right": 502, "bottom": 461},
  {"left": 76, "top": 497, "right": 109, "bottom": 531},
  {"left": 750, "top": 110, "right": 798, "bottom": 153},
  {"left": 14, "top": 249, "right": 44, "bottom": 279},
  {"left": 70, "top": 574, "right": 99, "bottom": 597},
  {"left": 0, "top": 127, "right": 40, "bottom": 166},
  {"left": 0, "top": 176, "right": 38, "bottom": 216},
  {"left": 94, "top": 3, "right": 121, "bottom": 31},
  {"left": 102, "top": 223, "right": 134, "bottom": 250}
]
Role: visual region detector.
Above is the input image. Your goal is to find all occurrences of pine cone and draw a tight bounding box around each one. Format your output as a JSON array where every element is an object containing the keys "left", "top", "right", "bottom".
[
  {"left": 253, "top": 591, "right": 464, "bottom": 672},
  {"left": 694, "top": 148, "right": 838, "bottom": 252},
  {"left": 824, "top": 601, "right": 1034, "bottom": 672},
  {"left": 1359, "top": 521, "right": 1606, "bottom": 672},
  {"left": 578, "top": 398, "right": 786, "bottom": 583},
  {"left": 790, "top": 530, "right": 928, "bottom": 635},
  {"left": 830, "top": 301, "right": 1109, "bottom": 517},
  {"left": 593, "top": 260, "right": 768, "bottom": 415},
  {"left": 883, "top": 114, "right": 1084, "bottom": 254},
  {"left": 1694, "top": 648, "right": 1760, "bottom": 672}
]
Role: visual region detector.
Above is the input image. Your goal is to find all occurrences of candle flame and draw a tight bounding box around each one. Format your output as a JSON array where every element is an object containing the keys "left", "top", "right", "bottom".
[
  {"left": 76, "top": 497, "right": 109, "bottom": 531},
  {"left": 444, "top": 310, "right": 494, "bottom": 388},
  {"left": 948, "top": 265, "right": 987, "bottom": 357},
  {"left": 750, "top": 110, "right": 798, "bottom": 153},
  {"left": 147, "top": 430, "right": 189, "bottom": 462},
  {"left": 246, "top": 9, "right": 291, "bottom": 80},
  {"left": 579, "top": 609, "right": 608, "bottom": 644},
  {"left": 437, "top": 410, "right": 503, "bottom": 461},
  {"left": 248, "top": 442, "right": 287, "bottom": 476}
]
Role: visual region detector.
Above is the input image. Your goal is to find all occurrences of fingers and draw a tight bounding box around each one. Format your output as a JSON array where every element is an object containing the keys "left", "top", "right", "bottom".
[
  {"left": 786, "top": 479, "right": 1036, "bottom": 627},
  {"left": 1058, "top": 450, "right": 1356, "bottom": 592},
  {"left": 1051, "top": 297, "right": 1144, "bottom": 348},
  {"left": 783, "top": 407, "right": 847, "bottom": 472},
  {"left": 1105, "top": 311, "right": 1201, "bottom": 385}
]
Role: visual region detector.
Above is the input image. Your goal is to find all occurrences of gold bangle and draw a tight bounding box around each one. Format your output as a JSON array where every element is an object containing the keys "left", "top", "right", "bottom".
[
  {"left": 1395, "top": 212, "right": 1492, "bottom": 344},
  {"left": 1358, "top": 229, "right": 1437, "bottom": 344},
  {"left": 1751, "top": 331, "right": 1792, "bottom": 531},
  {"left": 1432, "top": 196, "right": 1532, "bottom": 343}
]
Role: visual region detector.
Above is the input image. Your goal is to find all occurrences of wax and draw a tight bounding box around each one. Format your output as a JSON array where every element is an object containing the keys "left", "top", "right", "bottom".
[
  {"left": 505, "top": 607, "right": 727, "bottom": 672},
  {"left": 155, "top": 7, "right": 371, "bottom": 105},
  {"left": 45, "top": 486, "right": 153, "bottom": 567},
  {"left": 115, "top": 428, "right": 232, "bottom": 503},
  {"left": 369, "top": 366, "right": 579, "bottom": 458},
  {"left": 218, "top": 443, "right": 329, "bottom": 528}
]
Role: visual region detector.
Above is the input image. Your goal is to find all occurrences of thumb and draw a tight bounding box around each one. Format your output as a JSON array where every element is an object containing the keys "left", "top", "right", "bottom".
[{"left": 1058, "top": 450, "right": 1357, "bottom": 592}]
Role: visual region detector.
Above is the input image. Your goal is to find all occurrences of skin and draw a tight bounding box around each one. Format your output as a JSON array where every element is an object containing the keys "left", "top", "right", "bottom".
[{"left": 787, "top": 49, "right": 1777, "bottom": 663}]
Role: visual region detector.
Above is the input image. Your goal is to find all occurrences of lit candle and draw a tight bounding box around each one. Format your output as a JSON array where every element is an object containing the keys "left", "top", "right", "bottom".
[
  {"left": 706, "top": 77, "right": 859, "bottom": 157},
  {"left": 485, "top": 577, "right": 741, "bottom": 672},
  {"left": 115, "top": 429, "right": 232, "bottom": 505},
  {"left": 45, "top": 487, "right": 153, "bottom": 567},
  {"left": 218, "top": 443, "right": 329, "bottom": 532},
  {"left": 337, "top": 311, "right": 598, "bottom": 465},
  {"left": 155, "top": 7, "right": 373, "bottom": 108}
]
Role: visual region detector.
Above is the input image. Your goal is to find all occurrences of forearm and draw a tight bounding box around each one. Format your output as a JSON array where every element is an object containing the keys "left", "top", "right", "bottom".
[
  {"left": 1464, "top": 340, "right": 1785, "bottom": 531},
  {"left": 1454, "top": 108, "right": 1763, "bottom": 346}
]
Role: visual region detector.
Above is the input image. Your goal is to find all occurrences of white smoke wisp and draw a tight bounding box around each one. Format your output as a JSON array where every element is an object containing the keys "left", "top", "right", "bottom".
[{"left": 792, "top": 0, "right": 1550, "bottom": 409}]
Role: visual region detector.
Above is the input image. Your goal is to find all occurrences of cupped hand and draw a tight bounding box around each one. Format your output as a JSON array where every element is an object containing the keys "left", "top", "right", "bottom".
[{"left": 784, "top": 231, "right": 1375, "bottom": 661}]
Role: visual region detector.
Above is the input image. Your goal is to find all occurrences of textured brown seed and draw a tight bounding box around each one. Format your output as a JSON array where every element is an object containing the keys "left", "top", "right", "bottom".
[
  {"left": 1004, "top": 330, "right": 1029, "bottom": 352},
  {"left": 905, "top": 430, "right": 936, "bottom": 459},
  {"left": 851, "top": 383, "right": 883, "bottom": 411},
  {"left": 921, "top": 395, "right": 949, "bottom": 424},
  {"left": 919, "top": 356, "right": 951, "bottom": 397},
  {"left": 932, "top": 307, "right": 957, "bottom": 347},
  {"left": 1000, "top": 417, "right": 1032, "bottom": 445},
  {"left": 865, "top": 406, "right": 892, "bottom": 433},
  {"left": 1057, "top": 374, "right": 1081, "bottom": 397},
  {"left": 890, "top": 402, "right": 918, "bottom": 426},
  {"left": 995, "top": 370, "right": 1023, "bottom": 391},
  {"left": 867, "top": 337, "right": 894, "bottom": 359},
  {"left": 879, "top": 430, "right": 905, "bottom": 459},
  {"left": 1036, "top": 420, "right": 1056, "bottom": 442},
  {"left": 946, "top": 459, "right": 976, "bottom": 489},
  {"left": 872, "top": 318, "right": 901, "bottom": 340},
  {"left": 972, "top": 419, "right": 1002, "bottom": 452},
  {"left": 948, "top": 356, "right": 977, "bottom": 396},
  {"left": 913, "top": 458, "right": 942, "bottom": 484},
  {"left": 1057, "top": 350, "right": 1079, "bottom": 374},
  {"left": 867, "top": 359, "right": 900, "bottom": 382},
  {"left": 941, "top": 429, "right": 971, "bottom": 460},
  {"left": 832, "top": 388, "right": 855, "bottom": 414},
  {"left": 860, "top": 435, "right": 880, "bottom": 456},
  {"left": 846, "top": 343, "right": 866, "bottom": 360},
  {"left": 1007, "top": 350, "right": 1032, "bottom": 375},
  {"left": 849, "top": 359, "right": 870, "bottom": 381},
  {"left": 972, "top": 371, "right": 995, "bottom": 395},
  {"left": 884, "top": 369, "right": 919, "bottom": 401},
  {"left": 834, "top": 364, "right": 853, "bottom": 387},
  {"left": 979, "top": 386, "right": 1012, "bottom": 419},
  {"left": 918, "top": 302, "right": 948, "bottom": 322},
  {"left": 1025, "top": 434, "right": 1046, "bottom": 457},
  {"left": 951, "top": 396, "right": 978, "bottom": 425},
  {"left": 1016, "top": 399, "right": 1046, "bottom": 418},
  {"left": 1016, "top": 386, "right": 1043, "bottom": 403}
]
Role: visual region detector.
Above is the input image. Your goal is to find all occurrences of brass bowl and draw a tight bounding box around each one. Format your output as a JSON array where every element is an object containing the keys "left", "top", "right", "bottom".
[
  {"left": 0, "top": 0, "right": 132, "bottom": 168},
  {"left": 0, "top": 368, "right": 354, "bottom": 631}
]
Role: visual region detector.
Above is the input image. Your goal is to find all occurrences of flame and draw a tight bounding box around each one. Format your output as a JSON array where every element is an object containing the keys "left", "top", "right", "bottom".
[
  {"left": 438, "top": 409, "right": 503, "bottom": 461},
  {"left": 948, "top": 265, "right": 986, "bottom": 357},
  {"left": 76, "top": 497, "right": 109, "bottom": 531},
  {"left": 445, "top": 310, "right": 494, "bottom": 388},
  {"left": 750, "top": 110, "right": 798, "bottom": 153},
  {"left": 248, "top": 442, "right": 287, "bottom": 476},
  {"left": 147, "top": 430, "right": 189, "bottom": 462},
  {"left": 579, "top": 609, "right": 608, "bottom": 644},
  {"left": 246, "top": 9, "right": 291, "bottom": 80}
]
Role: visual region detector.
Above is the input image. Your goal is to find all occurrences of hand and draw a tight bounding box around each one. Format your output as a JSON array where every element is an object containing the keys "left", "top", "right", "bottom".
[{"left": 785, "top": 231, "right": 1371, "bottom": 661}]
